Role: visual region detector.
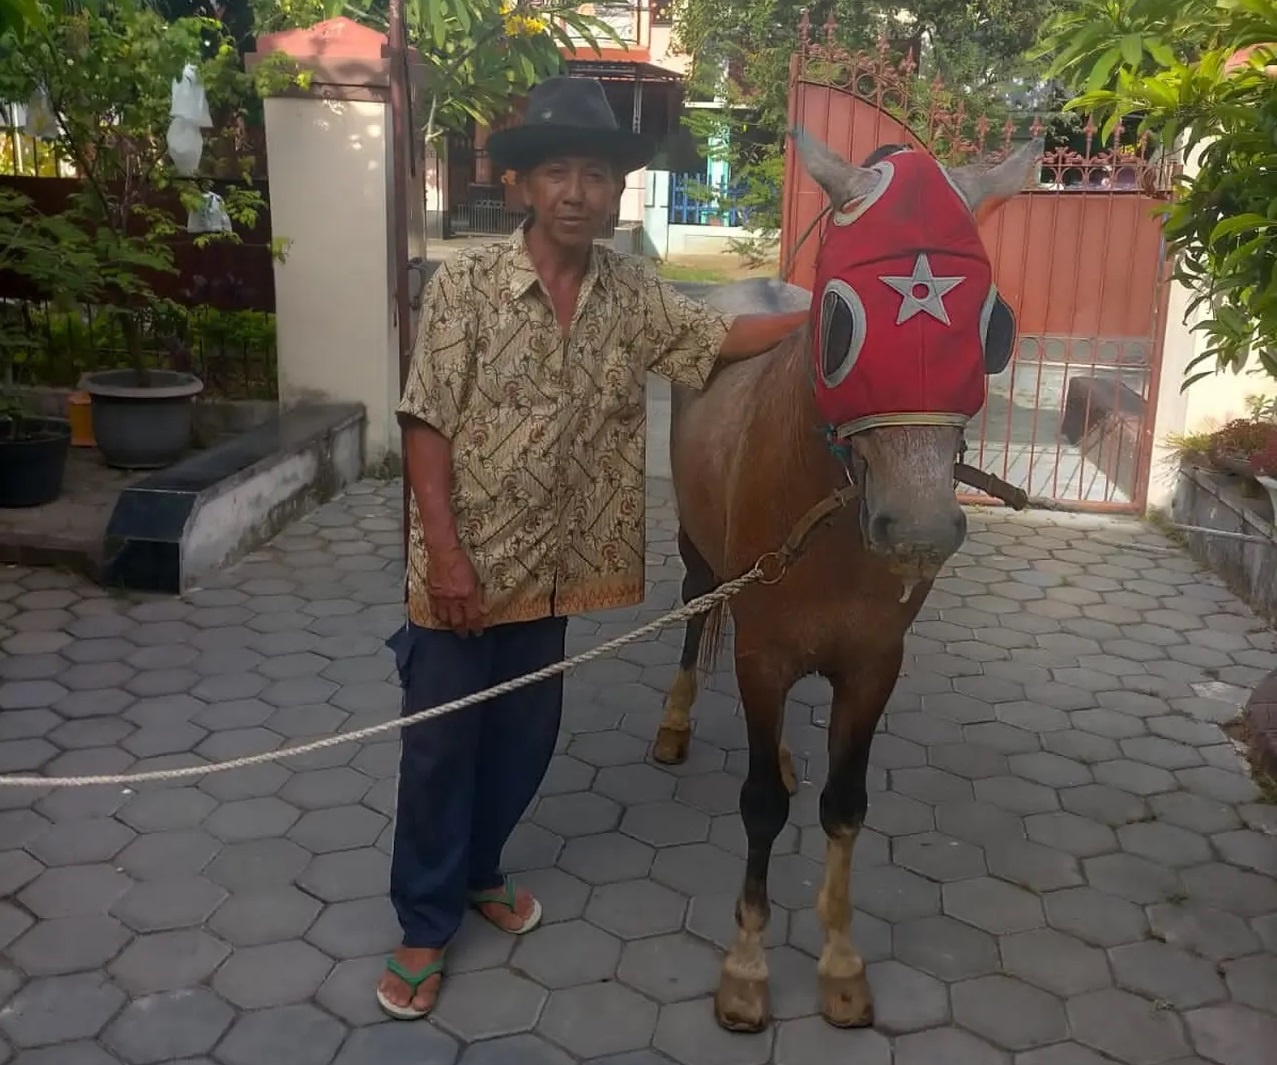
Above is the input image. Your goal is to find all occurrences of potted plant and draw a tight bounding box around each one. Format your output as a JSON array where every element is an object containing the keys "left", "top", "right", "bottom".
[
  {"left": 0, "top": 189, "right": 71, "bottom": 506},
  {"left": 0, "top": 374, "right": 71, "bottom": 509},
  {"left": 0, "top": 4, "right": 298, "bottom": 468}
]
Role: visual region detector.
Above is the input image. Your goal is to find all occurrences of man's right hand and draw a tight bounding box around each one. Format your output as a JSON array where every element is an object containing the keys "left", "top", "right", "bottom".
[{"left": 426, "top": 543, "right": 486, "bottom": 636}]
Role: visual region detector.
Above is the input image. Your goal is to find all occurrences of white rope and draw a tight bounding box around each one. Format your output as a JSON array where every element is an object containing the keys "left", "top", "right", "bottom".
[{"left": 0, "top": 566, "right": 764, "bottom": 789}]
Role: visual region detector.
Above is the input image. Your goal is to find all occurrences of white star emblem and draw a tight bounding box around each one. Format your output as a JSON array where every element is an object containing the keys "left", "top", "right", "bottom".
[{"left": 879, "top": 253, "right": 966, "bottom": 326}]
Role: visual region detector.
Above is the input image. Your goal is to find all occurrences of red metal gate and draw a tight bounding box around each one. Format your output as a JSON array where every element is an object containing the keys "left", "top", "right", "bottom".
[{"left": 780, "top": 36, "right": 1177, "bottom": 512}]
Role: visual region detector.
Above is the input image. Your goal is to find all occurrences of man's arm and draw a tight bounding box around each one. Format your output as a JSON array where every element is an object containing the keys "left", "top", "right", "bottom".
[
  {"left": 640, "top": 265, "right": 810, "bottom": 389},
  {"left": 398, "top": 415, "right": 460, "bottom": 554},
  {"left": 718, "top": 311, "right": 810, "bottom": 363},
  {"left": 396, "top": 260, "right": 486, "bottom": 634}
]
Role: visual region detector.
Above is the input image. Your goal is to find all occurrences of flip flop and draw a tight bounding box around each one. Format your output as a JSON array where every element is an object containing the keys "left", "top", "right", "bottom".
[
  {"left": 468, "top": 875, "right": 543, "bottom": 935},
  {"left": 376, "top": 955, "right": 445, "bottom": 1021}
]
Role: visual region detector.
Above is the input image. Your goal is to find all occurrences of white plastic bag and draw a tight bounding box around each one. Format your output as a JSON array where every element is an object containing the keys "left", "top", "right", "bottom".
[
  {"left": 166, "top": 63, "right": 213, "bottom": 176},
  {"left": 166, "top": 117, "right": 204, "bottom": 176},
  {"left": 24, "top": 87, "right": 57, "bottom": 140},
  {"left": 171, "top": 63, "right": 212, "bottom": 127},
  {"left": 187, "top": 192, "right": 232, "bottom": 234}
]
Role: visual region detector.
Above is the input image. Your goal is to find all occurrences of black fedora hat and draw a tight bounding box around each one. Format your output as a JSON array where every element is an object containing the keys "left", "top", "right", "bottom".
[{"left": 488, "top": 76, "right": 657, "bottom": 175}]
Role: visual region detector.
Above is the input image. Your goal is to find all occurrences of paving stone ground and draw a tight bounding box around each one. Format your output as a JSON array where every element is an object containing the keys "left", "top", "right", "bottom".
[{"left": 1, "top": 476, "right": 1276, "bottom": 1065}]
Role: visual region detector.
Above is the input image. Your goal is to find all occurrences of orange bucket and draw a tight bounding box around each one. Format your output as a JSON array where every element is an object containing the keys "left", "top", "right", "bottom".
[{"left": 67, "top": 390, "right": 95, "bottom": 447}]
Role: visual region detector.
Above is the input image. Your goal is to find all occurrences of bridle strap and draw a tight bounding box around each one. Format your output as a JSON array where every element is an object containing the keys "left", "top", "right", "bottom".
[
  {"left": 755, "top": 483, "right": 861, "bottom": 584},
  {"left": 953, "top": 463, "right": 1029, "bottom": 510}
]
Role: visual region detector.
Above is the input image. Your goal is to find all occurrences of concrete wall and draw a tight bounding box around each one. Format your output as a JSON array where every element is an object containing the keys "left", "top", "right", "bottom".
[
  {"left": 264, "top": 96, "right": 404, "bottom": 470},
  {"left": 1145, "top": 143, "right": 1277, "bottom": 510}
]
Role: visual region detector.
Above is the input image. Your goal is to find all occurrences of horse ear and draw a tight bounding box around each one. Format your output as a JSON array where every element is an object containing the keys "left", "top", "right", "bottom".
[
  {"left": 791, "top": 127, "right": 879, "bottom": 207},
  {"left": 947, "top": 137, "right": 1044, "bottom": 214}
]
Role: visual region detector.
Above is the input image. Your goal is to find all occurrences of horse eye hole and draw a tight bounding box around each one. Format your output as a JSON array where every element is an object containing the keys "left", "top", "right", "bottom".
[{"left": 821, "top": 290, "right": 857, "bottom": 379}]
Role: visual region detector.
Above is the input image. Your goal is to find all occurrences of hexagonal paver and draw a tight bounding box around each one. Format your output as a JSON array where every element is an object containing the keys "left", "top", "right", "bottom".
[
  {"left": 430, "top": 969, "right": 547, "bottom": 1042},
  {"left": 1147, "top": 902, "right": 1261, "bottom": 962},
  {"left": 652, "top": 998, "right": 774, "bottom": 1065},
  {"left": 1110, "top": 939, "right": 1228, "bottom": 1009},
  {"left": 333, "top": 1022, "right": 460, "bottom": 1064},
  {"left": 585, "top": 879, "right": 687, "bottom": 940},
  {"left": 894, "top": 1026, "right": 1006, "bottom": 1065},
  {"left": 1221, "top": 953, "right": 1277, "bottom": 1012},
  {"left": 509, "top": 918, "right": 621, "bottom": 988},
  {"left": 107, "top": 928, "right": 231, "bottom": 995},
  {"left": 616, "top": 932, "right": 723, "bottom": 1003},
  {"left": 891, "top": 913, "right": 998, "bottom": 981},
  {"left": 538, "top": 982, "right": 660, "bottom": 1059},
  {"left": 944, "top": 877, "right": 1043, "bottom": 934},
  {"left": 774, "top": 1018, "right": 891, "bottom": 1065},
  {"left": 1184, "top": 1003, "right": 1277, "bottom": 1065},
  {"left": 211, "top": 939, "right": 334, "bottom": 1008},
  {"left": 205, "top": 838, "right": 310, "bottom": 891},
  {"left": 16, "top": 864, "right": 132, "bottom": 919},
  {"left": 1043, "top": 886, "right": 1149, "bottom": 947},
  {"left": 999, "top": 927, "right": 1110, "bottom": 996},
  {"left": 0, "top": 972, "right": 126, "bottom": 1048},
  {"left": 296, "top": 848, "right": 388, "bottom": 903},
  {"left": 101, "top": 988, "right": 235, "bottom": 1064},
  {"left": 24, "top": 817, "right": 135, "bottom": 866},
  {"left": 214, "top": 1003, "right": 348, "bottom": 1065},
  {"left": 206, "top": 796, "right": 301, "bottom": 842},
  {"left": 1067, "top": 988, "right": 1191, "bottom": 1064},
  {"left": 620, "top": 801, "right": 711, "bottom": 847},
  {"left": 1083, "top": 852, "right": 1182, "bottom": 906},
  {"left": 7, "top": 915, "right": 132, "bottom": 976},
  {"left": 894, "top": 832, "right": 986, "bottom": 882},
  {"left": 951, "top": 973, "right": 1068, "bottom": 1050},
  {"left": 865, "top": 959, "right": 949, "bottom": 1033},
  {"left": 110, "top": 874, "right": 227, "bottom": 933},
  {"left": 304, "top": 897, "right": 401, "bottom": 960},
  {"left": 207, "top": 885, "right": 323, "bottom": 946},
  {"left": 534, "top": 792, "right": 622, "bottom": 837}
]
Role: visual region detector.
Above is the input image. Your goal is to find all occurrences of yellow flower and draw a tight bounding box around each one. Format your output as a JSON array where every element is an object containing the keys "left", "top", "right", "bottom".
[{"left": 503, "top": 11, "right": 548, "bottom": 36}]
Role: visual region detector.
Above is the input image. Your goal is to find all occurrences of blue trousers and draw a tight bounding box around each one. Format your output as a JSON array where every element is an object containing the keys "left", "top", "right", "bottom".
[{"left": 385, "top": 616, "right": 566, "bottom": 949}]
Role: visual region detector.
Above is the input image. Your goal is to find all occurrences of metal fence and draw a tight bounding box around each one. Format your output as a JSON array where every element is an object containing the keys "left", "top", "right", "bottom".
[{"left": 668, "top": 173, "right": 757, "bottom": 227}]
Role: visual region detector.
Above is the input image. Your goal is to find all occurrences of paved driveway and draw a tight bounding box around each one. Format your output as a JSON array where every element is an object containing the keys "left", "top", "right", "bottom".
[{"left": 0, "top": 477, "right": 1275, "bottom": 1065}]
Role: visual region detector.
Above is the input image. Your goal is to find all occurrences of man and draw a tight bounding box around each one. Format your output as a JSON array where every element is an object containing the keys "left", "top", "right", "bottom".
[{"left": 376, "top": 75, "right": 809, "bottom": 1020}]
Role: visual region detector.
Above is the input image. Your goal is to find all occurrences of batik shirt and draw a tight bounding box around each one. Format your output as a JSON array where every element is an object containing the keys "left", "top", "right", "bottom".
[{"left": 397, "top": 225, "right": 736, "bottom": 630}]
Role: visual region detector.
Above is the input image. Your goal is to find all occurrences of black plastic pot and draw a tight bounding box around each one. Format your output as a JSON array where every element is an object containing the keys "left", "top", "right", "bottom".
[
  {"left": 0, "top": 415, "right": 71, "bottom": 508},
  {"left": 82, "top": 369, "right": 205, "bottom": 469}
]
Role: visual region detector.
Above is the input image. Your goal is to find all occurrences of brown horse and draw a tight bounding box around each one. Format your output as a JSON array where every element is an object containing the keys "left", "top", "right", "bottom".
[{"left": 651, "top": 131, "right": 1043, "bottom": 1033}]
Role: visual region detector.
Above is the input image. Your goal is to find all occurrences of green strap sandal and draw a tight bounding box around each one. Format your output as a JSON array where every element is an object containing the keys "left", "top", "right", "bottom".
[
  {"left": 468, "top": 875, "right": 543, "bottom": 935},
  {"left": 376, "top": 955, "right": 445, "bottom": 1021}
]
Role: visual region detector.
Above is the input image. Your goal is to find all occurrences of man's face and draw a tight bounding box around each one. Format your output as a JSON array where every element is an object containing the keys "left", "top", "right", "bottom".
[{"left": 521, "top": 154, "right": 623, "bottom": 249}]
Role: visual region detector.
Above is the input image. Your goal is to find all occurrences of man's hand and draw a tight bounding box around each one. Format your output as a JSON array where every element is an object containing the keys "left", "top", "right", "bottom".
[{"left": 426, "top": 543, "right": 486, "bottom": 636}]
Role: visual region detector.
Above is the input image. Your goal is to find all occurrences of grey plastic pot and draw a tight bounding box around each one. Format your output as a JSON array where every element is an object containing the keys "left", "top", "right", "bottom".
[{"left": 81, "top": 369, "right": 205, "bottom": 469}]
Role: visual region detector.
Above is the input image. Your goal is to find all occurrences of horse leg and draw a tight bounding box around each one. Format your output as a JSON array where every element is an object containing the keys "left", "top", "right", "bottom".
[
  {"left": 715, "top": 659, "right": 791, "bottom": 1032},
  {"left": 815, "top": 661, "right": 897, "bottom": 1028},
  {"left": 653, "top": 530, "right": 798, "bottom": 794},
  {"left": 653, "top": 528, "right": 717, "bottom": 765}
]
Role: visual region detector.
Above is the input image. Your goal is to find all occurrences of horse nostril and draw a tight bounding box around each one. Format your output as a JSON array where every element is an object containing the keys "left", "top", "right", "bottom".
[{"left": 868, "top": 513, "right": 895, "bottom": 545}]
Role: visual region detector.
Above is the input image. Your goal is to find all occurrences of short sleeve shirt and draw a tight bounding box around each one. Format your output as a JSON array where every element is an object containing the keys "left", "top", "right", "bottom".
[{"left": 397, "top": 225, "right": 736, "bottom": 630}]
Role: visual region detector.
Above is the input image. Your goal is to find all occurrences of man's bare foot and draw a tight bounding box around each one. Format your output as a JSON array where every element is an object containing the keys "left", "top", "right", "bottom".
[
  {"left": 376, "top": 947, "right": 444, "bottom": 1018},
  {"left": 471, "top": 879, "right": 542, "bottom": 934}
]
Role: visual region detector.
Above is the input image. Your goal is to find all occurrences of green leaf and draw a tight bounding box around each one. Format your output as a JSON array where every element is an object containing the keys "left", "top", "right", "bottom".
[
  {"left": 1119, "top": 33, "right": 1144, "bottom": 68},
  {"left": 1209, "top": 213, "right": 1271, "bottom": 243},
  {"left": 1086, "top": 47, "right": 1125, "bottom": 93}
]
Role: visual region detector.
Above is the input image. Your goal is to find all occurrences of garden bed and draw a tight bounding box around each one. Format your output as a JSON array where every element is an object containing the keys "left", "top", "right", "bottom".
[{"left": 1171, "top": 463, "right": 1277, "bottom": 621}]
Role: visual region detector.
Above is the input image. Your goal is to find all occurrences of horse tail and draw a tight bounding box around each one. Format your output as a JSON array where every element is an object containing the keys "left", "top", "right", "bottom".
[{"left": 695, "top": 597, "right": 730, "bottom": 679}]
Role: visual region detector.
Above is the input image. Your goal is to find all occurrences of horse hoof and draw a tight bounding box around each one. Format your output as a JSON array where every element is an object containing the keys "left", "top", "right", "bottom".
[
  {"left": 714, "top": 974, "right": 770, "bottom": 1033},
  {"left": 820, "top": 972, "right": 874, "bottom": 1028},
  {"left": 652, "top": 725, "right": 690, "bottom": 765}
]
